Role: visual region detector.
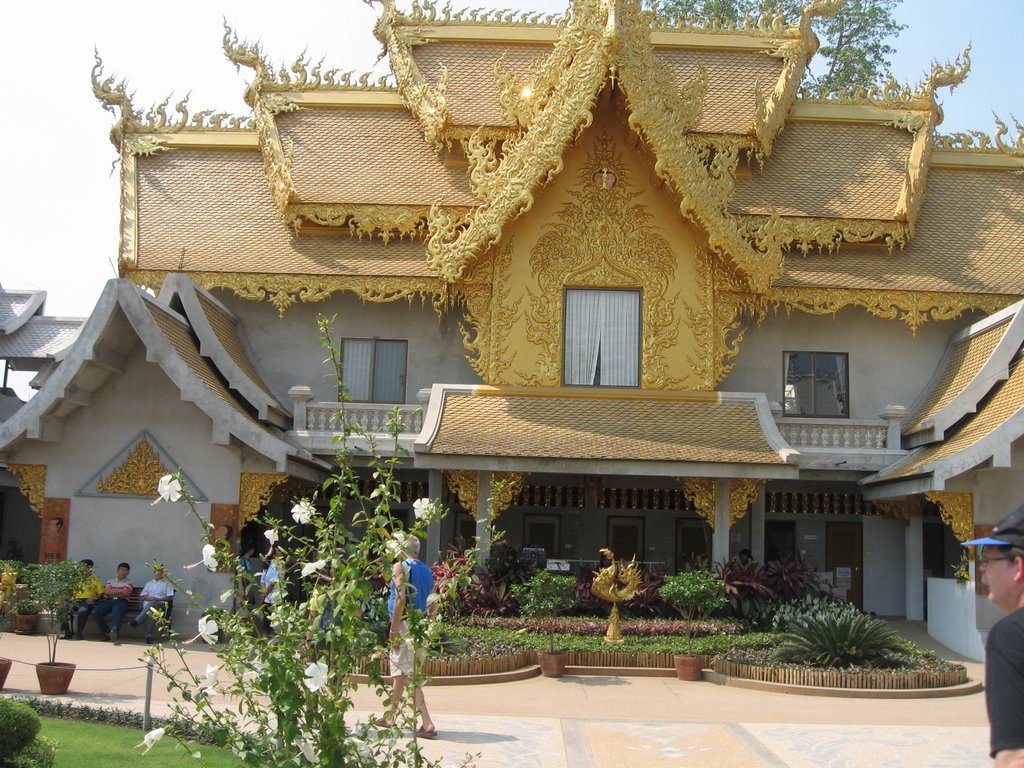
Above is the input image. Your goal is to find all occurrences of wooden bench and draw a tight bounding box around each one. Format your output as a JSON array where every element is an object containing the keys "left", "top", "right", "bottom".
[{"left": 79, "top": 588, "right": 174, "bottom": 641}]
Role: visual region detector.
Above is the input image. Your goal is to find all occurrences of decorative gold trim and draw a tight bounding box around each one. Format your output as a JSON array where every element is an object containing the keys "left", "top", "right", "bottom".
[
  {"left": 751, "top": 0, "right": 842, "bottom": 156},
  {"left": 924, "top": 491, "right": 973, "bottom": 543},
  {"left": 615, "top": 2, "right": 783, "bottom": 292},
  {"left": 127, "top": 271, "right": 444, "bottom": 318},
  {"left": 735, "top": 215, "right": 905, "bottom": 254},
  {"left": 284, "top": 204, "right": 473, "bottom": 243},
  {"left": 444, "top": 470, "right": 524, "bottom": 519},
  {"left": 455, "top": 240, "right": 519, "bottom": 384},
  {"left": 374, "top": 1, "right": 450, "bottom": 146},
  {"left": 258, "top": 54, "right": 393, "bottom": 93},
  {"left": 222, "top": 25, "right": 298, "bottom": 218},
  {"left": 994, "top": 115, "right": 1024, "bottom": 159},
  {"left": 96, "top": 438, "right": 172, "bottom": 496},
  {"left": 392, "top": 0, "right": 565, "bottom": 27},
  {"left": 8, "top": 464, "right": 46, "bottom": 517},
  {"left": 118, "top": 145, "right": 139, "bottom": 273},
  {"left": 872, "top": 499, "right": 910, "bottom": 520},
  {"left": 238, "top": 472, "right": 289, "bottom": 526},
  {"left": 728, "top": 479, "right": 761, "bottom": 528},
  {"left": 521, "top": 131, "right": 684, "bottom": 388},
  {"left": 651, "top": 6, "right": 791, "bottom": 33},
  {"left": 682, "top": 478, "right": 715, "bottom": 530},
  {"left": 763, "top": 287, "right": 1018, "bottom": 336},
  {"left": 426, "top": 0, "right": 611, "bottom": 282},
  {"left": 91, "top": 54, "right": 251, "bottom": 151}
]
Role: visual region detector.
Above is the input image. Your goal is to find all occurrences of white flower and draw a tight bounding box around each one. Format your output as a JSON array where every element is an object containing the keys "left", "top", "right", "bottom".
[
  {"left": 135, "top": 727, "right": 165, "bottom": 754},
  {"left": 196, "top": 663, "right": 219, "bottom": 694},
  {"left": 202, "top": 544, "right": 218, "bottom": 571},
  {"left": 264, "top": 529, "right": 279, "bottom": 546},
  {"left": 299, "top": 733, "right": 319, "bottom": 764},
  {"left": 153, "top": 475, "right": 182, "bottom": 505},
  {"left": 301, "top": 559, "right": 326, "bottom": 578},
  {"left": 292, "top": 500, "right": 316, "bottom": 525},
  {"left": 303, "top": 661, "right": 329, "bottom": 693},
  {"left": 412, "top": 497, "right": 433, "bottom": 519},
  {"left": 196, "top": 615, "right": 218, "bottom": 644}
]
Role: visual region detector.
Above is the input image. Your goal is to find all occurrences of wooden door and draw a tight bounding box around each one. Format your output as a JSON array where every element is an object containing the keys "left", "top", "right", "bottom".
[{"left": 826, "top": 521, "right": 863, "bottom": 609}]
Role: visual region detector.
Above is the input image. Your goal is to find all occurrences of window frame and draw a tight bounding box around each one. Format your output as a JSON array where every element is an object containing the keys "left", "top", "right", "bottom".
[
  {"left": 561, "top": 286, "right": 642, "bottom": 388},
  {"left": 340, "top": 337, "right": 409, "bottom": 404},
  {"left": 782, "top": 350, "right": 850, "bottom": 418}
]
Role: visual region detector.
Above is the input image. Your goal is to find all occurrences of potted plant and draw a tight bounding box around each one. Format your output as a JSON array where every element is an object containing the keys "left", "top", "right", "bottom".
[
  {"left": 512, "top": 570, "right": 578, "bottom": 677},
  {"left": 659, "top": 570, "right": 727, "bottom": 681},
  {"left": 28, "top": 559, "right": 87, "bottom": 694},
  {"left": 12, "top": 564, "right": 40, "bottom": 635}
]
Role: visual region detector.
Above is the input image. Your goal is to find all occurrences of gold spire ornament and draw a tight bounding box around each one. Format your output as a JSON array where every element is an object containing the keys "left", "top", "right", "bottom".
[{"left": 591, "top": 548, "right": 643, "bottom": 644}]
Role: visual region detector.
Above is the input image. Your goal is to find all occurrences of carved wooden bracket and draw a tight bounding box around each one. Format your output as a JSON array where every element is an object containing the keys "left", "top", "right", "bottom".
[
  {"left": 8, "top": 463, "right": 46, "bottom": 517},
  {"left": 238, "top": 472, "right": 289, "bottom": 526},
  {"left": 924, "top": 491, "right": 974, "bottom": 542}
]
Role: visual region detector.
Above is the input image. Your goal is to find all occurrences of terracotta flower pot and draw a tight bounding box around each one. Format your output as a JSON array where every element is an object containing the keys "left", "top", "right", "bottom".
[
  {"left": 673, "top": 654, "right": 704, "bottom": 681},
  {"left": 0, "top": 657, "right": 11, "bottom": 690},
  {"left": 14, "top": 613, "right": 38, "bottom": 634},
  {"left": 35, "top": 662, "right": 76, "bottom": 695},
  {"left": 537, "top": 651, "right": 568, "bottom": 678}
]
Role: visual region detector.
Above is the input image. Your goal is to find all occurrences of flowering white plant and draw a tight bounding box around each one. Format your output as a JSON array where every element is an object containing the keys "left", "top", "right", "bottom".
[
  {"left": 303, "top": 660, "right": 329, "bottom": 692},
  {"left": 301, "top": 559, "right": 327, "bottom": 578},
  {"left": 154, "top": 474, "right": 182, "bottom": 504},
  {"left": 135, "top": 727, "right": 165, "bottom": 754},
  {"left": 292, "top": 500, "right": 316, "bottom": 524}
]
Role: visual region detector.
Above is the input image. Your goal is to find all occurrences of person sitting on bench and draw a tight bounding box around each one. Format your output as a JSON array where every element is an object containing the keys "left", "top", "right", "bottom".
[
  {"left": 129, "top": 564, "right": 174, "bottom": 643},
  {"left": 91, "top": 562, "right": 134, "bottom": 644}
]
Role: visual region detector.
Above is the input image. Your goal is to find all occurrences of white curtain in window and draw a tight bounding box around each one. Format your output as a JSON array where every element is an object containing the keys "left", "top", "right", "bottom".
[
  {"left": 565, "top": 289, "right": 603, "bottom": 385},
  {"left": 832, "top": 354, "right": 848, "bottom": 416},
  {"left": 342, "top": 339, "right": 373, "bottom": 401},
  {"left": 373, "top": 340, "right": 407, "bottom": 403},
  {"left": 600, "top": 291, "right": 639, "bottom": 386}
]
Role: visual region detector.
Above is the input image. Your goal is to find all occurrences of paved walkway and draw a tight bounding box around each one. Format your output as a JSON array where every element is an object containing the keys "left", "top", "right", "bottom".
[{"left": 0, "top": 623, "right": 991, "bottom": 767}]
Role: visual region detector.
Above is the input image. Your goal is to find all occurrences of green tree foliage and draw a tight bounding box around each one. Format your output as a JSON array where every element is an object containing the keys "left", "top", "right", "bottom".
[{"left": 647, "top": 0, "right": 906, "bottom": 90}]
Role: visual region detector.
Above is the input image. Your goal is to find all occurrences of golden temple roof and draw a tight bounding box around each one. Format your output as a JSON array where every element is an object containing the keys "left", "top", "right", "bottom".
[
  {"left": 134, "top": 150, "right": 433, "bottom": 277},
  {"left": 731, "top": 121, "right": 912, "bottom": 219},
  {"left": 416, "top": 385, "right": 796, "bottom": 472}
]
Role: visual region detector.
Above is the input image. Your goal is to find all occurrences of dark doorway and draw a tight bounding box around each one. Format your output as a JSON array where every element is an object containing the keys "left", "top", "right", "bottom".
[
  {"left": 764, "top": 520, "right": 796, "bottom": 562},
  {"left": 826, "top": 521, "right": 863, "bottom": 609},
  {"left": 675, "top": 518, "right": 710, "bottom": 572}
]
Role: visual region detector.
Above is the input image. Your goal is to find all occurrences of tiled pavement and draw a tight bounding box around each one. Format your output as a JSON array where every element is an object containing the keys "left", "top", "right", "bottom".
[{"left": 0, "top": 622, "right": 991, "bottom": 767}]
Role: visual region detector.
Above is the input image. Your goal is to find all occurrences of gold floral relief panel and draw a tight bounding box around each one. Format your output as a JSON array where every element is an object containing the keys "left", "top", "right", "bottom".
[{"left": 455, "top": 108, "right": 758, "bottom": 390}]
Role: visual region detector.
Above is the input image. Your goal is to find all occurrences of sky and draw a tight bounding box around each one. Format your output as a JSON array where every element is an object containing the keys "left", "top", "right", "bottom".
[{"left": 1, "top": 0, "right": 1021, "bottom": 398}]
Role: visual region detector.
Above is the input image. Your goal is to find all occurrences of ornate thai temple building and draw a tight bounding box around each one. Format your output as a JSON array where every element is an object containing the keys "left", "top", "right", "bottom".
[{"left": 1, "top": 0, "right": 1023, "bottom": 656}]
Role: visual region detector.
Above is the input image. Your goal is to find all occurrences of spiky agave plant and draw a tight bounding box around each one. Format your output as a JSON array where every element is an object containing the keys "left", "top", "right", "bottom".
[{"left": 773, "top": 610, "right": 904, "bottom": 668}]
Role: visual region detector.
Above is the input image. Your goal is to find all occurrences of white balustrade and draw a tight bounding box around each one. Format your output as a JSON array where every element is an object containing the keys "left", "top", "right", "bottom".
[{"left": 304, "top": 402, "right": 423, "bottom": 435}]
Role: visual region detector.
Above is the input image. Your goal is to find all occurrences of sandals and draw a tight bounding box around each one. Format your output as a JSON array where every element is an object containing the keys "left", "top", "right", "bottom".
[{"left": 416, "top": 727, "right": 437, "bottom": 740}]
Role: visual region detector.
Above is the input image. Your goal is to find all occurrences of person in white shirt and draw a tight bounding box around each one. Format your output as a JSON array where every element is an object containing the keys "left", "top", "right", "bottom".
[{"left": 129, "top": 565, "right": 174, "bottom": 643}]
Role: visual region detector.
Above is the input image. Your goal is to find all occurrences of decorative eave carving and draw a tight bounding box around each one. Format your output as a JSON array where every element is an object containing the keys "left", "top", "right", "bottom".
[
  {"left": 751, "top": 0, "right": 842, "bottom": 157},
  {"left": 91, "top": 53, "right": 252, "bottom": 154},
  {"left": 762, "top": 286, "right": 1017, "bottom": 336},
  {"left": 124, "top": 270, "right": 445, "bottom": 318},
  {"left": 994, "top": 115, "right": 1024, "bottom": 160},
  {"left": 223, "top": 25, "right": 299, "bottom": 219},
  {"left": 924, "top": 491, "right": 973, "bottom": 543},
  {"left": 238, "top": 472, "right": 289, "bottom": 526},
  {"left": 615, "top": 2, "right": 784, "bottom": 293},
  {"left": 651, "top": 6, "right": 789, "bottom": 33},
  {"left": 8, "top": 464, "right": 46, "bottom": 517},
  {"left": 284, "top": 203, "right": 474, "bottom": 243},
  {"left": 257, "top": 53, "right": 394, "bottom": 93},
  {"left": 373, "top": 0, "right": 450, "bottom": 147},
  {"left": 425, "top": 0, "right": 612, "bottom": 283},
  {"left": 96, "top": 437, "right": 172, "bottom": 496},
  {"left": 444, "top": 469, "right": 524, "bottom": 519},
  {"left": 735, "top": 214, "right": 906, "bottom": 254},
  {"left": 391, "top": 0, "right": 565, "bottom": 27},
  {"left": 729, "top": 479, "right": 762, "bottom": 528},
  {"left": 682, "top": 477, "right": 715, "bottom": 529}
]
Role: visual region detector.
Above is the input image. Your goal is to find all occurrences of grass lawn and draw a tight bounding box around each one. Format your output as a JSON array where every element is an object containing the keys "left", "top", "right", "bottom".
[{"left": 39, "top": 718, "right": 241, "bottom": 767}]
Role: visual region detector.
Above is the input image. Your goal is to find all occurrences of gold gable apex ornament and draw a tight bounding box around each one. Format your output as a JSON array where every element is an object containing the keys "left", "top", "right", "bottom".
[{"left": 96, "top": 437, "right": 172, "bottom": 496}]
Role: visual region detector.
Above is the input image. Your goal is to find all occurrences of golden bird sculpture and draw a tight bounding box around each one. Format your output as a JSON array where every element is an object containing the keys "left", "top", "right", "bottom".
[
  {"left": 591, "top": 548, "right": 643, "bottom": 644},
  {"left": 0, "top": 563, "right": 16, "bottom": 611}
]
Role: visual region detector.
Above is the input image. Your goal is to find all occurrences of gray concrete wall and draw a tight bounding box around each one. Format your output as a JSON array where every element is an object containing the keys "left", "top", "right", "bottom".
[
  {"left": 223, "top": 293, "right": 480, "bottom": 404},
  {"left": 721, "top": 308, "right": 978, "bottom": 419},
  {"left": 862, "top": 515, "right": 906, "bottom": 616},
  {"left": 6, "top": 347, "right": 258, "bottom": 634}
]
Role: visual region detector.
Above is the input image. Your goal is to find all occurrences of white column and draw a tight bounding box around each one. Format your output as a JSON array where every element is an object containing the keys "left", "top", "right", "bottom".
[
  {"left": 905, "top": 515, "right": 924, "bottom": 620},
  {"left": 751, "top": 485, "right": 766, "bottom": 563},
  {"left": 475, "top": 471, "right": 492, "bottom": 559},
  {"left": 712, "top": 478, "right": 731, "bottom": 564},
  {"left": 424, "top": 470, "right": 443, "bottom": 565}
]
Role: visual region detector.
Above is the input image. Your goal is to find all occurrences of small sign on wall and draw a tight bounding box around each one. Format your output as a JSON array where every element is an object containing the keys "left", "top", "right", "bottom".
[{"left": 835, "top": 566, "right": 852, "bottom": 589}]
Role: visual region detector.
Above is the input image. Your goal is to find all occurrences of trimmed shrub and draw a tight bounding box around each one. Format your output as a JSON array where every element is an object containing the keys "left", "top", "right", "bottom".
[
  {"left": 5, "top": 735, "right": 57, "bottom": 768},
  {"left": 774, "top": 611, "right": 904, "bottom": 668},
  {"left": 0, "top": 700, "right": 41, "bottom": 755}
]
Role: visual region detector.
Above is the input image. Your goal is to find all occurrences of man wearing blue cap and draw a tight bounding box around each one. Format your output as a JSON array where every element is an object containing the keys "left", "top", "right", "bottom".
[{"left": 963, "top": 508, "right": 1024, "bottom": 767}]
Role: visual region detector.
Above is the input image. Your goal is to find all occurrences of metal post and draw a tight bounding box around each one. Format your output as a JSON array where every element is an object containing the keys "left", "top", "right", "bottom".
[{"left": 144, "top": 657, "right": 154, "bottom": 731}]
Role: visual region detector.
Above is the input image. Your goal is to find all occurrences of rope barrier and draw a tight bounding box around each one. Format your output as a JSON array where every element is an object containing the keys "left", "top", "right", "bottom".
[{"left": 3, "top": 656, "right": 149, "bottom": 672}]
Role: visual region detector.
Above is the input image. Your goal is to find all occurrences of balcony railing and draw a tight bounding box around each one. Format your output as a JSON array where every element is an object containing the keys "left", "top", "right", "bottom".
[
  {"left": 304, "top": 402, "right": 423, "bottom": 434},
  {"left": 775, "top": 419, "right": 889, "bottom": 450}
]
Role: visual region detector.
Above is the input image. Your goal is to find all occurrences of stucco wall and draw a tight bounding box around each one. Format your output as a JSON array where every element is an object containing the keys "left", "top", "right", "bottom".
[
  {"left": 5, "top": 345, "right": 260, "bottom": 634},
  {"left": 720, "top": 307, "right": 979, "bottom": 419},
  {"left": 862, "top": 515, "right": 906, "bottom": 616},
  {"left": 225, "top": 293, "right": 479, "bottom": 405}
]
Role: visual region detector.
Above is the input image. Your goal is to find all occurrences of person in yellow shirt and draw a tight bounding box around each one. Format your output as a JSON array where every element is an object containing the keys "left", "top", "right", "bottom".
[{"left": 65, "top": 559, "right": 104, "bottom": 640}]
